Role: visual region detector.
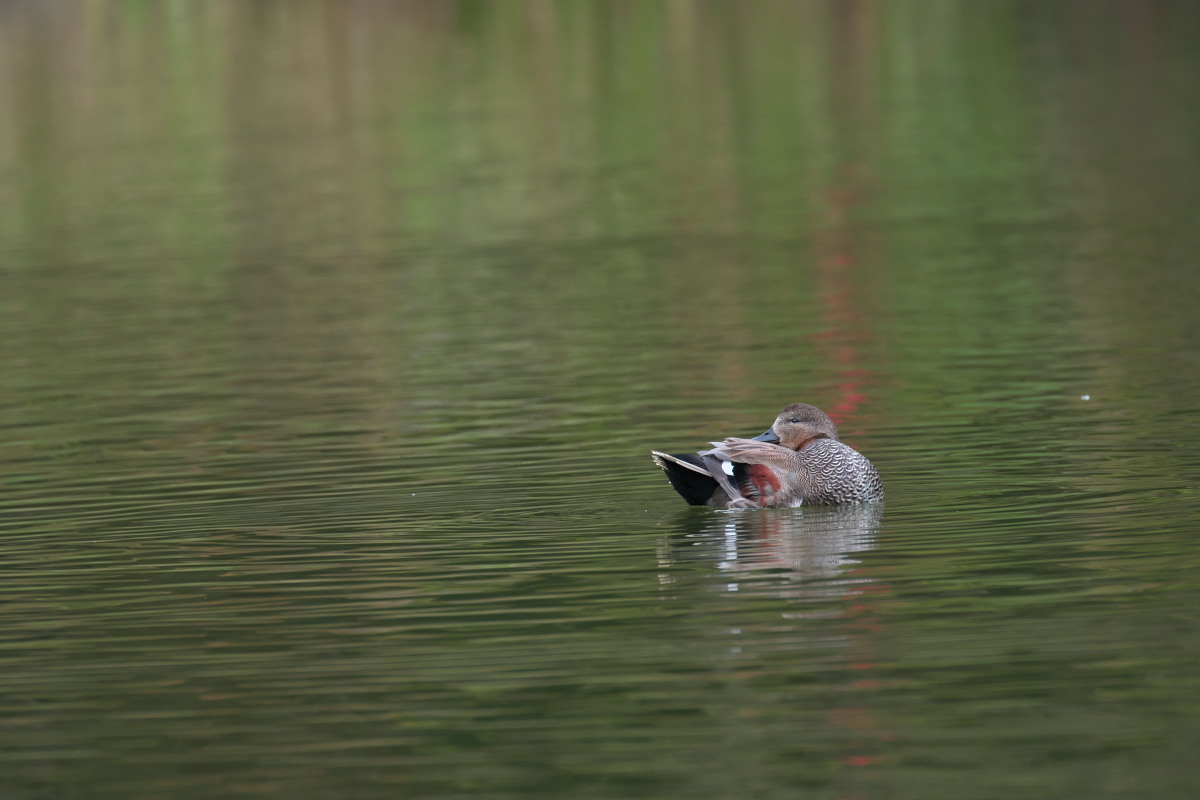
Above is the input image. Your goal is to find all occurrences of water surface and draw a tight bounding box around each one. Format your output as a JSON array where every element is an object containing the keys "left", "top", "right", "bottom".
[{"left": 2, "top": 2, "right": 1199, "bottom": 798}]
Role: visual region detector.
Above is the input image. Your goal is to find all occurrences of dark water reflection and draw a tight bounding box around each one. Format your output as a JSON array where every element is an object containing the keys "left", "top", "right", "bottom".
[{"left": 3, "top": 1, "right": 1200, "bottom": 798}]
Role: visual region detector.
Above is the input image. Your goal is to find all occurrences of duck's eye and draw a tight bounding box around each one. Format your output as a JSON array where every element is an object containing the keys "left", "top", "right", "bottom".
[{"left": 788, "top": 418, "right": 800, "bottom": 424}]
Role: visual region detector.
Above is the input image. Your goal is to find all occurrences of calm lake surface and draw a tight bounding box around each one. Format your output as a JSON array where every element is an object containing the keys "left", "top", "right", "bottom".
[{"left": 3, "top": 2, "right": 1199, "bottom": 798}]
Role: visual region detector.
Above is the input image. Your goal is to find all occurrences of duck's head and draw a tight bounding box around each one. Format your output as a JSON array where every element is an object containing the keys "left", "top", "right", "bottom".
[{"left": 752, "top": 403, "right": 840, "bottom": 450}]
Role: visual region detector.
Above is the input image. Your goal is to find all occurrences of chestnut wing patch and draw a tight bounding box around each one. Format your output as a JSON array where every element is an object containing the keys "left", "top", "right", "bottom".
[
  {"left": 734, "top": 463, "right": 784, "bottom": 505},
  {"left": 746, "top": 463, "right": 783, "bottom": 494}
]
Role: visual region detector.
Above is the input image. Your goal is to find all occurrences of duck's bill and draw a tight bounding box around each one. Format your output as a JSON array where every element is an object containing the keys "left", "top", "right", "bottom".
[{"left": 752, "top": 428, "right": 780, "bottom": 443}]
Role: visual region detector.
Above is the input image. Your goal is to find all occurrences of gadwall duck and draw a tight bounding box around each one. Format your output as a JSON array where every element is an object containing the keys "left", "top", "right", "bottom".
[{"left": 651, "top": 403, "right": 884, "bottom": 509}]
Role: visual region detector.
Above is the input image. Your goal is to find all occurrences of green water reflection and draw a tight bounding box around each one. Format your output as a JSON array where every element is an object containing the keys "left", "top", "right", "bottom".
[{"left": 2, "top": 2, "right": 1199, "bottom": 798}]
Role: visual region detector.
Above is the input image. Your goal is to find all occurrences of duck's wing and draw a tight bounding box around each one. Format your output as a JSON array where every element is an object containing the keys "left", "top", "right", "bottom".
[
  {"left": 650, "top": 450, "right": 750, "bottom": 507},
  {"left": 701, "top": 437, "right": 795, "bottom": 466},
  {"left": 702, "top": 438, "right": 802, "bottom": 507},
  {"left": 650, "top": 451, "right": 710, "bottom": 476},
  {"left": 698, "top": 454, "right": 750, "bottom": 506}
]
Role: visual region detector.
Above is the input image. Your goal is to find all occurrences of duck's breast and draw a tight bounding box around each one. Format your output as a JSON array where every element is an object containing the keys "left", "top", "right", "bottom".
[{"left": 797, "top": 439, "right": 885, "bottom": 504}]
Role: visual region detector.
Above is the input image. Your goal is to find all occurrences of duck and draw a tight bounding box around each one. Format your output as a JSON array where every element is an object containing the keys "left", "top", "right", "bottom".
[{"left": 651, "top": 403, "right": 884, "bottom": 509}]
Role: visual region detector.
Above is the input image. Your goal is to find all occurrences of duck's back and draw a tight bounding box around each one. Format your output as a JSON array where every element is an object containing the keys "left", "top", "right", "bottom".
[{"left": 795, "top": 439, "right": 885, "bottom": 504}]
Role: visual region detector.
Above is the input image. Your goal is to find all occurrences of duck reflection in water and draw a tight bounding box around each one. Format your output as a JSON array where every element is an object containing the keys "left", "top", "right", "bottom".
[
  {"left": 658, "top": 502, "right": 894, "bottom": 768},
  {"left": 661, "top": 503, "right": 884, "bottom": 602}
]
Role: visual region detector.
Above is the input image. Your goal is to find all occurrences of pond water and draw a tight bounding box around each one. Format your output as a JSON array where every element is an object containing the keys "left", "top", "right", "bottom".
[{"left": 3, "top": 2, "right": 1200, "bottom": 798}]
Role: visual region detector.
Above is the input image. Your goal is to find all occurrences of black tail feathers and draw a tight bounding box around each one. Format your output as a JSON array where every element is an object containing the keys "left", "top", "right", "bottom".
[{"left": 653, "top": 452, "right": 719, "bottom": 506}]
